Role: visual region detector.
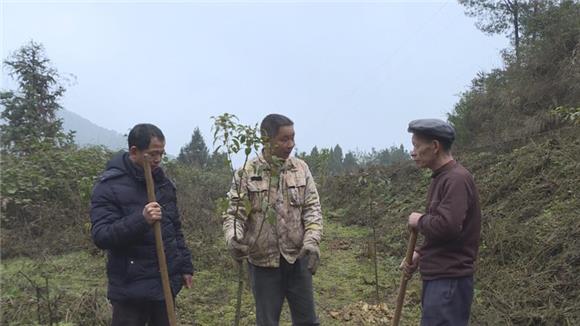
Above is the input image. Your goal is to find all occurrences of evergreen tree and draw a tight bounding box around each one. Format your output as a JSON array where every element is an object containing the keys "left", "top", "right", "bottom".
[
  {"left": 1, "top": 41, "right": 74, "bottom": 154},
  {"left": 206, "top": 151, "right": 229, "bottom": 172},
  {"left": 343, "top": 151, "right": 358, "bottom": 173},
  {"left": 304, "top": 146, "right": 320, "bottom": 176},
  {"left": 458, "top": 0, "right": 558, "bottom": 61},
  {"left": 450, "top": 1, "right": 579, "bottom": 147},
  {"left": 178, "top": 127, "right": 209, "bottom": 168},
  {"left": 329, "top": 144, "right": 344, "bottom": 175}
]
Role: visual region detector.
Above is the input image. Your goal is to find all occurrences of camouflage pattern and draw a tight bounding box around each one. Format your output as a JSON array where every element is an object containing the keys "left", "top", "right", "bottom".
[{"left": 223, "top": 155, "right": 323, "bottom": 268}]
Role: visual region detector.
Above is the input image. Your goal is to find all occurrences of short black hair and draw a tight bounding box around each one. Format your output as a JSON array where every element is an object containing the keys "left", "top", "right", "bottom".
[
  {"left": 128, "top": 123, "right": 165, "bottom": 150},
  {"left": 260, "top": 114, "right": 294, "bottom": 140},
  {"left": 414, "top": 132, "right": 453, "bottom": 152}
]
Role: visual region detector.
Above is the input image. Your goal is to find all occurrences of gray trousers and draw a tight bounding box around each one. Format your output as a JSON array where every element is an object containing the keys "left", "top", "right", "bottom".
[
  {"left": 421, "top": 275, "right": 474, "bottom": 326},
  {"left": 110, "top": 300, "right": 170, "bottom": 326},
  {"left": 248, "top": 256, "right": 319, "bottom": 326}
]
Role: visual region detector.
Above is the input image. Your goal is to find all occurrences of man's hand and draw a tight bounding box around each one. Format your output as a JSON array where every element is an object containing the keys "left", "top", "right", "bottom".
[
  {"left": 408, "top": 212, "right": 424, "bottom": 229},
  {"left": 182, "top": 274, "right": 193, "bottom": 289},
  {"left": 228, "top": 238, "right": 248, "bottom": 262},
  {"left": 143, "top": 202, "right": 162, "bottom": 225},
  {"left": 399, "top": 250, "right": 420, "bottom": 279},
  {"left": 298, "top": 244, "right": 320, "bottom": 275}
]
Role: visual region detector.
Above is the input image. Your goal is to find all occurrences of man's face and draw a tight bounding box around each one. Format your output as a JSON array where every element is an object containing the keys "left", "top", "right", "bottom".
[
  {"left": 410, "top": 134, "right": 436, "bottom": 169},
  {"left": 131, "top": 136, "right": 166, "bottom": 171},
  {"left": 270, "top": 125, "right": 295, "bottom": 160}
]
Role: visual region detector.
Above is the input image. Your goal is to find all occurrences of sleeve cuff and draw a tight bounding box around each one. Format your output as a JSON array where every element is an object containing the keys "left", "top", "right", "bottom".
[{"left": 417, "top": 213, "right": 428, "bottom": 233}]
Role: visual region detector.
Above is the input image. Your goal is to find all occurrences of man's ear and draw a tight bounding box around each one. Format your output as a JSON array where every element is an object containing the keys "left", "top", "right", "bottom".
[
  {"left": 129, "top": 145, "right": 139, "bottom": 156},
  {"left": 432, "top": 139, "right": 441, "bottom": 154}
]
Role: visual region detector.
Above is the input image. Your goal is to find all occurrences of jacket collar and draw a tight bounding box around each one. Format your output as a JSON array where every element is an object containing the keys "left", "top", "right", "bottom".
[
  {"left": 254, "top": 154, "right": 298, "bottom": 174},
  {"left": 431, "top": 160, "right": 456, "bottom": 178},
  {"left": 122, "top": 152, "right": 165, "bottom": 183}
]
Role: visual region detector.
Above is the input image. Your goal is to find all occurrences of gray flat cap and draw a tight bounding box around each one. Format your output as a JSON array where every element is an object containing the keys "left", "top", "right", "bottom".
[{"left": 408, "top": 119, "right": 456, "bottom": 142}]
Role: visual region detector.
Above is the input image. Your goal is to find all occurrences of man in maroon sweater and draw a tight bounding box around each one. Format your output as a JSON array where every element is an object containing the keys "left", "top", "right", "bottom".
[{"left": 402, "top": 119, "right": 482, "bottom": 326}]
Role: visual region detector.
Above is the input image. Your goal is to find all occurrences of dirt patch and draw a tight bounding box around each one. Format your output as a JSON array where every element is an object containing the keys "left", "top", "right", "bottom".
[
  {"left": 327, "top": 238, "right": 353, "bottom": 251},
  {"left": 327, "top": 301, "right": 392, "bottom": 324}
]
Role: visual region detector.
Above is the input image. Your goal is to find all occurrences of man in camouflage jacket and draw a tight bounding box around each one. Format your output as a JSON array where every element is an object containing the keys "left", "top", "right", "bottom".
[{"left": 223, "top": 114, "right": 323, "bottom": 326}]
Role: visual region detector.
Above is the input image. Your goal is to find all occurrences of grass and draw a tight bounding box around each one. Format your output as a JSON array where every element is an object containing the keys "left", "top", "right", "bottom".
[{"left": 1, "top": 219, "right": 419, "bottom": 325}]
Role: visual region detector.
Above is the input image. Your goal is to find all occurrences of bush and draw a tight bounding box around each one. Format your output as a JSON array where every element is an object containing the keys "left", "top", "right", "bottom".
[{"left": 1, "top": 145, "right": 112, "bottom": 257}]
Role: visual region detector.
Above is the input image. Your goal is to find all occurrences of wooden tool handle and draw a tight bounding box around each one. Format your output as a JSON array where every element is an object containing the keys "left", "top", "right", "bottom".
[
  {"left": 143, "top": 155, "right": 177, "bottom": 326},
  {"left": 391, "top": 228, "right": 418, "bottom": 326}
]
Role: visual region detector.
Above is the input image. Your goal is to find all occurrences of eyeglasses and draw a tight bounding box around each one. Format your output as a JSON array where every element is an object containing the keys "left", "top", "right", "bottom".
[{"left": 144, "top": 151, "right": 165, "bottom": 159}]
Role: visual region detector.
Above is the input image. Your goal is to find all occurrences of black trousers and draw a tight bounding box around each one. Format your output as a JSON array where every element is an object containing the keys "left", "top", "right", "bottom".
[
  {"left": 111, "top": 299, "right": 171, "bottom": 326},
  {"left": 248, "top": 256, "right": 319, "bottom": 326},
  {"left": 421, "top": 275, "right": 474, "bottom": 326}
]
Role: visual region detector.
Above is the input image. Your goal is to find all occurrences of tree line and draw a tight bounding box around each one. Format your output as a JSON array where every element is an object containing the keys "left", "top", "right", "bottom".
[
  {"left": 451, "top": 0, "right": 579, "bottom": 148},
  {"left": 2, "top": 0, "right": 578, "bottom": 256},
  {"left": 177, "top": 127, "right": 409, "bottom": 176},
  {"left": 0, "top": 40, "right": 408, "bottom": 257}
]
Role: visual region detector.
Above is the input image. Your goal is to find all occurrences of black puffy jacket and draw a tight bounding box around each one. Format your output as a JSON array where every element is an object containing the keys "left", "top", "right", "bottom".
[{"left": 90, "top": 152, "right": 194, "bottom": 301}]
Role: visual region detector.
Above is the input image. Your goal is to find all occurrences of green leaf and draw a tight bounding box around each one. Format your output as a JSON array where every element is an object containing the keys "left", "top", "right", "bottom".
[
  {"left": 266, "top": 209, "right": 276, "bottom": 225},
  {"left": 270, "top": 175, "right": 279, "bottom": 187},
  {"left": 261, "top": 200, "right": 268, "bottom": 213},
  {"left": 243, "top": 197, "right": 252, "bottom": 215}
]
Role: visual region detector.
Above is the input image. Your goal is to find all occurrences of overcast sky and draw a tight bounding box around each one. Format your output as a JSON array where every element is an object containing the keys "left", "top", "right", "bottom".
[{"left": 1, "top": 0, "right": 509, "bottom": 157}]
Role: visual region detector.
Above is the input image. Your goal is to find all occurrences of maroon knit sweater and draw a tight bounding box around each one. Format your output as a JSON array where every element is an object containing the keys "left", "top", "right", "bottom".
[{"left": 417, "top": 160, "right": 482, "bottom": 280}]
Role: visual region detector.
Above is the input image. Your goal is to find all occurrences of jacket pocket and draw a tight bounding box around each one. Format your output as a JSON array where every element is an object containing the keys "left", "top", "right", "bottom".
[
  {"left": 125, "top": 258, "right": 143, "bottom": 282},
  {"left": 247, "top": 179, "right": 268, "bottom": 212},
  {"left": 287, "top": 224, "right": 305, "bottom": 249},
  {"left": 286, "top": 171, "right": 306, "bottom": 207},
  {"left": 247, "top": 221, "right": 277, "bottom": 258},
  {"left": 125, "top": 258, "right": 158, "bottom": 282},
  {"left": 107, "top": 253, "right": 128, "bottom": 281}
]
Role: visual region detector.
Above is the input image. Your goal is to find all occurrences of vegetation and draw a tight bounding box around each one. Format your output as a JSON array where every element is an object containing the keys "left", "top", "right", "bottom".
[
  {"left": 451, "top": 0, "right": 579, "bottom": 148},
  {"left": 211, "top": 113, "right": 264, "bottom": 326},
  {"left": 0, "top": 41, "right": 75, "bottom": 154},
  {"left": 0, "top": 42, "right": 111, "bottom": 258},
  {"left": 177, "top": 127, "right": 210, "bottom": 168},
  {"left": 2, "top": 1, "right": 579, "bottom": 325},
  {"left": 322, "top": 127, "right": 580, "bottom": 325}
]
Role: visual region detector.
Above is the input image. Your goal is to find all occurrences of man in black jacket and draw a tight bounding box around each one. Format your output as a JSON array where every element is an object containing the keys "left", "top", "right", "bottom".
[{"left": 91, "top": 123, "right": 193, "bottom": 326}]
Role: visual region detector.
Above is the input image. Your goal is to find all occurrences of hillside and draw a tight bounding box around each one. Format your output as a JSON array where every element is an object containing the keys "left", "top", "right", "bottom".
[
  {"left": 1, "top": 1, "right": 578, "bottom": 325},
  {"left": 2, "top": 127, "right": 578, "bottom": 325},
  {"left": 321, "top": 126, "right": 580, "bottom": 325},
  {"left": 58, "top": 109, "right": 126, "bottom": 151}
]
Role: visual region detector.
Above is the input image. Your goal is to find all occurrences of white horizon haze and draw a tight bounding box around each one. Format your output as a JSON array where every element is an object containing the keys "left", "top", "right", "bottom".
[{"left": 1, "top": 0, "right": 509, "bottom": 160}]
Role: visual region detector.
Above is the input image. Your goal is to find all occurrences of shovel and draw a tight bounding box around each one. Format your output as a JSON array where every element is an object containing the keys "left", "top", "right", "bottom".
[{"left": 391, "top": 228, "right": 418, "bottom": 326}]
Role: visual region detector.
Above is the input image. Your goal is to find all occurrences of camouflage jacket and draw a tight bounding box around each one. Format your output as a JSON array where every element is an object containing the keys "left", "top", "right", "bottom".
[{"left": 223, "top": 155, "right": 323, "bottom": 268}]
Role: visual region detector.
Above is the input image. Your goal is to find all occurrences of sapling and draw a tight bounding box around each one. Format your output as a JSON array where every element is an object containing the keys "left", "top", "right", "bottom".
[{"left": 212, "top": 113, "right": 279, "bottom": 325}]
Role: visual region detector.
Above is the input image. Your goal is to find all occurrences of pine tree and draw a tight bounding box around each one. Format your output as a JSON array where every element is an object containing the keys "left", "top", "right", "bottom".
[
  {"left": 343, "top": 151, "right": 358, "bottom": 173},
  {"left": 1, "top": 41, "right": 74, "bottom": 154},
  {"left": 330, "top": 144, "right": 344, "bottom": 175},
  {"left": 178, "top": 127, "right": 209, "bottom": 168}
]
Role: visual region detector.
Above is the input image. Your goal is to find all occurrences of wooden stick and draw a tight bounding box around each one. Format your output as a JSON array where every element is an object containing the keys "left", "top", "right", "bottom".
[
  {"left": 391, "top": 228, "right": 418, "bottom": 326},
  {"left": 143, "top": 155, "right": 177, "bottom": 326},
  {"left": 234, "top": 260, "right": 244, "bottom": 326}
]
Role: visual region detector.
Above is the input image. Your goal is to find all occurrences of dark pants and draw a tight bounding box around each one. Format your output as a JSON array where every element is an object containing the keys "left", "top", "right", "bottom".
[
  {"left": 248, "top": 256, "right": 319, "bottom": 326},
  {"left": 421, "top": 276, "right": 474, "bottom": 326},
  {"left": 111, "top": 300, "right": 170, "bottom": 326}
]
